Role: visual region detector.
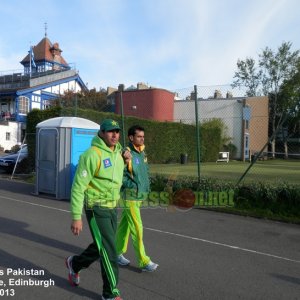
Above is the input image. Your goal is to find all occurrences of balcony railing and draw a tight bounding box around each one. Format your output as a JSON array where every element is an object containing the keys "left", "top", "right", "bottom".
[{"left": 0, "top": 64, "right": 76, "bottom": 90}]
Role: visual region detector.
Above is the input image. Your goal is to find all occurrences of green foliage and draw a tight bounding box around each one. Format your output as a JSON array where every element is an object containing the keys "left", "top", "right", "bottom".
[
  {"left": 11, "top": 144, "right": 21, "bottom": 153},
  {"left": 26, "top": 107, "right": 227, "bottom": 168},
  {"left": 150, "top": 174, "right": 300, "bottom": 222},
  {"left": 278, "top": 59, "right": 300, "bottom": 127},
  {"left": 259, "top": 42, "right": 299, "bottom": 96},
  {"left": 53, "top": 90, "right": 112, "bottom": 112},
  {"left": 223, "top": 142, "right": 237, "bottom": 158},
  {"left": 232, "top": 42, "right": 300, "bottom": 158},
  {"left": 151, "top": 174, "right": 235, "bottom": 194},
  {"left": 26, "top": 107, "right": 62, "bottom": 133},
  {"left": 232, "top": 42, "right": 300, "bottom": 120},
  {"left": 232, "top": 57, "right": 262, "bottom": 96},
  {"left": 232, "top": 41, "right": 300, "bottom": 98},
  {"left": 200, "top": 119, "right": 224, "bottom": 161},
  {"left": 14, "top": 158, "right": 32, "bottom": 174},
  {"left": 235, "top": 182, "right": 300, "bottom": 218}
]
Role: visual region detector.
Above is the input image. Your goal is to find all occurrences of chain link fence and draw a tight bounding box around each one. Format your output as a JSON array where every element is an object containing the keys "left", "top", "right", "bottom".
[
  {"left": 108, "top": 83, "right": 299, "bottom": 186},
  {"left": 17, "top": 83, "right": 299, "bottom": 186}
]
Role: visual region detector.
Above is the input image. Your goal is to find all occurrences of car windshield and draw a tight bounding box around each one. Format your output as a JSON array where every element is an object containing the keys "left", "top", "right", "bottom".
[{"left": 18, "top": 146, "right": 28, "bottom": 154}]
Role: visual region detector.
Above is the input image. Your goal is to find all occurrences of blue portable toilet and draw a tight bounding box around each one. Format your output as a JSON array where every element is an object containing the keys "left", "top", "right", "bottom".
[{"left": 35, "top": 117, "right": 99, "bottom": 199}]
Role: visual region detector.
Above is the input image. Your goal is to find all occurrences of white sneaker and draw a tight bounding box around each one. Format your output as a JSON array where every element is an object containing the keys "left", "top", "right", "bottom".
[
  {"left": 65, "top": 256, "right": 80, "bottom": 286},
  {"left": 141, "top": 261, "right": 159, "bottom": 272},
  {"left": 117, "top": 254, "right": 130, "bottom": 266}
]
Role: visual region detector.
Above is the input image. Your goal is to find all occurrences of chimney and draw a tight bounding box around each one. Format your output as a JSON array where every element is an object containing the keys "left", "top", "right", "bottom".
[
  {"left": 118, "top": 84, "right": 125, "bottom": 92},
  {"left": 50, "top": 42, "right": 62, "bottom": 56},
  {"left": 137, "top": 82, "right": 148, "bottom": 90},
  {"left": 214, "top": 90, "right": 222, "bottom": 98},
  {"left": 226, "top": 91, "right": 233, "bottom": 98},
  {"left": 190, "top": 91, "right": 196, "bottom": 100}
]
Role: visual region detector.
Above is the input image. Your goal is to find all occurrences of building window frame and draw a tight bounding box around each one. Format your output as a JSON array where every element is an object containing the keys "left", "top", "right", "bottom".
[
  {"left": 18, "top": 96, "right": 30, "bottom": 115},
  {"left": 6, "top": 132, "right": 11, "bottom": 141}
]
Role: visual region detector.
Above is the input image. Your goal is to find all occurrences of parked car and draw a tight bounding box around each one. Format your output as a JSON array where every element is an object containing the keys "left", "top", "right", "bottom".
[{"left": 0, "top": 145, "right": 28, "bottom": 173}]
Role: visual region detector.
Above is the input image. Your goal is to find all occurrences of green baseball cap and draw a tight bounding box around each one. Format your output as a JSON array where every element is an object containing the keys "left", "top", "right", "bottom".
[{"left": 100, "top": 119, "right": 121, "bottom": 132}]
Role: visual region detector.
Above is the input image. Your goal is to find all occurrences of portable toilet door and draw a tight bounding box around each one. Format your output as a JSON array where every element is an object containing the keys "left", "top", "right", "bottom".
[
  {"left": 35, "top": 117, "right": 99, "bottom": 199},
  {"left": 36, "top": 127, "right": 58, "bottom": 196}
]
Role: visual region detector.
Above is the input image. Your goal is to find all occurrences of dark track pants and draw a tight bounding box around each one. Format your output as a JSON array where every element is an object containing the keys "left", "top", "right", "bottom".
[{"left": 72, "top": 206, "right": 120, "bottom": 298}]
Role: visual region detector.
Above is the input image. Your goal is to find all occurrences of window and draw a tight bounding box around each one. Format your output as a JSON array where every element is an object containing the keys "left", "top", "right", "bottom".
[
  {"left": 42, "top": 100, "right": 52, "bottom": 109},
  {"left": 32, "top": 95, "right": 40, "bottom": 103},
  {"left": 245, "top": 120, "right": 249, "bottom": 129},
  {"left": 38, "top": 65, "right": 45, "bottom": 72},
  {"left": 244, "top": 135, "right": 249, "bottom": 157},
  {"left": 6, "top": 132, "right": 10, "bottom": 141},
  {"left": 18, "top": 96, "right": 30, "bottom": 114}
]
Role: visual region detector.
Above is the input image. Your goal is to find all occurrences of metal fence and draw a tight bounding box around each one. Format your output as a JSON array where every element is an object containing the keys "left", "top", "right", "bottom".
[
  {"left": 114, "top": 83, "right": 300, "bottom": 186},
  {"left": 45, "top": 83, "right": 300, "bottom": 186}
]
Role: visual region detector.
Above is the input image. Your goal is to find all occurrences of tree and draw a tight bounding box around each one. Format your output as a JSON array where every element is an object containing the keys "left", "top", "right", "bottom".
[
  {"left": 232, "top": 42, "right": 300, "bottom": 157},
  {"left": 53, "top": 89, "right": 111, "bottom": 113},
  {"left": 277, "top": 60, "right": 300, "bottom": 158},
  {"left": 279, "top": 59, "right": 300, "bottom": 117},
  {"left": 232, "top": 57, "right": 262, "bottom": 96}
]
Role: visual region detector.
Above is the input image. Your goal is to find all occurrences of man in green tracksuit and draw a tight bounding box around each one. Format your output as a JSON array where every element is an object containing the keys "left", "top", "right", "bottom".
[
  {"left": 66, "top": 119, "right": 130, "bottom": 300},
  {"left": 116, "top": 125, "right": 158, "bottom": 272}
]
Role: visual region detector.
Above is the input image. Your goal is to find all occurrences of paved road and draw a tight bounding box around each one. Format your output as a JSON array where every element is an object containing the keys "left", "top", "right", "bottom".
[{"left": 0, "top": 178, "right": 299, "bottom": 300}]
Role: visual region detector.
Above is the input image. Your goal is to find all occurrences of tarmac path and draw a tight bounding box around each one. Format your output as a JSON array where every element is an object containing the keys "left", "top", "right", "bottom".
[{"left": 0, "top": 178, "right": 299, "bottom": 299}]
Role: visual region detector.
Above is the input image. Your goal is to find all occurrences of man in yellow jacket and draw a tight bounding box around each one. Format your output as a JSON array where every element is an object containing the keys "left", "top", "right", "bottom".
[{"left": 116, "top": 125, "right": 158, "bottom": 272}]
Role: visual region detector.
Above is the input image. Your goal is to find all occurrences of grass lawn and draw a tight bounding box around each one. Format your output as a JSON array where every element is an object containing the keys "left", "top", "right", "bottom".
[{"left": 149, "top": 159, "right": 300, "bottom": 185}]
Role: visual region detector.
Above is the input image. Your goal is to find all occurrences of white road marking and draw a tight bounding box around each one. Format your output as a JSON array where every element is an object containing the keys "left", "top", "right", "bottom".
[
  {"left": 0, "top": 195, "right": 70, "bottom": 213},
  {"left": 1, "top": 194, "right": 299, "bottom": 264},
  {"left": 145, "top": 227, "right": 300, "bottom": 264}
]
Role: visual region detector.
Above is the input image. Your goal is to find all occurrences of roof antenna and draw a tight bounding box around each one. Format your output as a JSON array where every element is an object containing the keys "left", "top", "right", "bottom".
[{"left": 44, "top": 22, "right": 48, "bottom": 37}]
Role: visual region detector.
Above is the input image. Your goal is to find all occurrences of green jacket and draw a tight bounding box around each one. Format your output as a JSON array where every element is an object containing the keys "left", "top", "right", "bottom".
[
  {"left": 71, "top": 134, "right": 124, "bottom": 220},
  {"left": 123, "top": 142, "right": 150, "bottom": 201}
]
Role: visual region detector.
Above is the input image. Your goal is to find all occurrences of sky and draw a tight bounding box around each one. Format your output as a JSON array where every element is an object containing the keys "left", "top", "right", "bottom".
[{"left": 0, "top": 0, "right": 299, "bottom": 93}]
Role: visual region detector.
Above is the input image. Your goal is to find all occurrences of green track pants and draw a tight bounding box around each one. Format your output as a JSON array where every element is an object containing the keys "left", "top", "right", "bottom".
[
  {"left": 72, "top": 207, "right": 120, "bottom": 298},
  {"left": 116, "top": 200, "right": 150, "bottom": 268}
]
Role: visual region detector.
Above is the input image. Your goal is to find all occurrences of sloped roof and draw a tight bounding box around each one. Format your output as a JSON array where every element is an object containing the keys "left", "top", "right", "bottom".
[
  {"left": 20, "top": 37, "right": 68, "bottom": 66},
  {"left": 36, "top": 117, "right": 99, "bottom": 129}
]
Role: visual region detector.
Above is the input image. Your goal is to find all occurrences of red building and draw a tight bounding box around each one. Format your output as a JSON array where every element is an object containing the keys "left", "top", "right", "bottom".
[{"left": 114, "top": 83, "right": 175, "bottom": 121}]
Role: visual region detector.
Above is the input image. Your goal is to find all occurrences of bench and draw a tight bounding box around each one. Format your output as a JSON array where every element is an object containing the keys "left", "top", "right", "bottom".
[{"left": 216, "top": 152, "right": 229, "bottom": 163}]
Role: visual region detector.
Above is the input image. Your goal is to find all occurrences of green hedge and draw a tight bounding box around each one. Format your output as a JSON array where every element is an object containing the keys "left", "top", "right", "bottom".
[
  {"left": 235, "top": 182, "right": 300, "bottom": 217},
  {"left": 150, "top": 174, "right": 300, "bottom": 223},
  {"left": 26, "top": 107, "right": 225, "bottom": 166}
]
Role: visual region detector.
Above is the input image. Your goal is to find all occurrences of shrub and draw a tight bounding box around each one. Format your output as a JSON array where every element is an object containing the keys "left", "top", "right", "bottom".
[
  {"left": 223, "top": 142, "right": 237, "bottom": 159},
  {"left": 26, "top": 107, "right": 228, "bottom": 168},
  {"left": 14, "top": 158, "right": 32, "bottom": 174},
  {"left": 11, "top": 144, "right": 21, "bottom": 153},
  {"left": 150, "top": 174, "right": 300, "bottom": 221}
]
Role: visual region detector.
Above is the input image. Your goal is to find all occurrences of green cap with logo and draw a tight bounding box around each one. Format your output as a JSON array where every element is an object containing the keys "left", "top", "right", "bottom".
[{"left": 100, "top": 119, "right": 121, "bottom": 132}]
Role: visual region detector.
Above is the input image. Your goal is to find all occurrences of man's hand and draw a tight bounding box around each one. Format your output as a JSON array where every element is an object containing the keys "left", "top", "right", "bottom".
[
  {"left": 71, "top": 219, "right": 83, "bottom": 236},
  {"left": 122, "top": 149, "right": 132, "bottom": 165}
]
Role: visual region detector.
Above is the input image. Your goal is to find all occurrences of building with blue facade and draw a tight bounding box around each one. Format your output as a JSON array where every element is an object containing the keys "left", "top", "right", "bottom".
[{"left": 0, "top": 35, "right": 87, "bottom": 150}]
